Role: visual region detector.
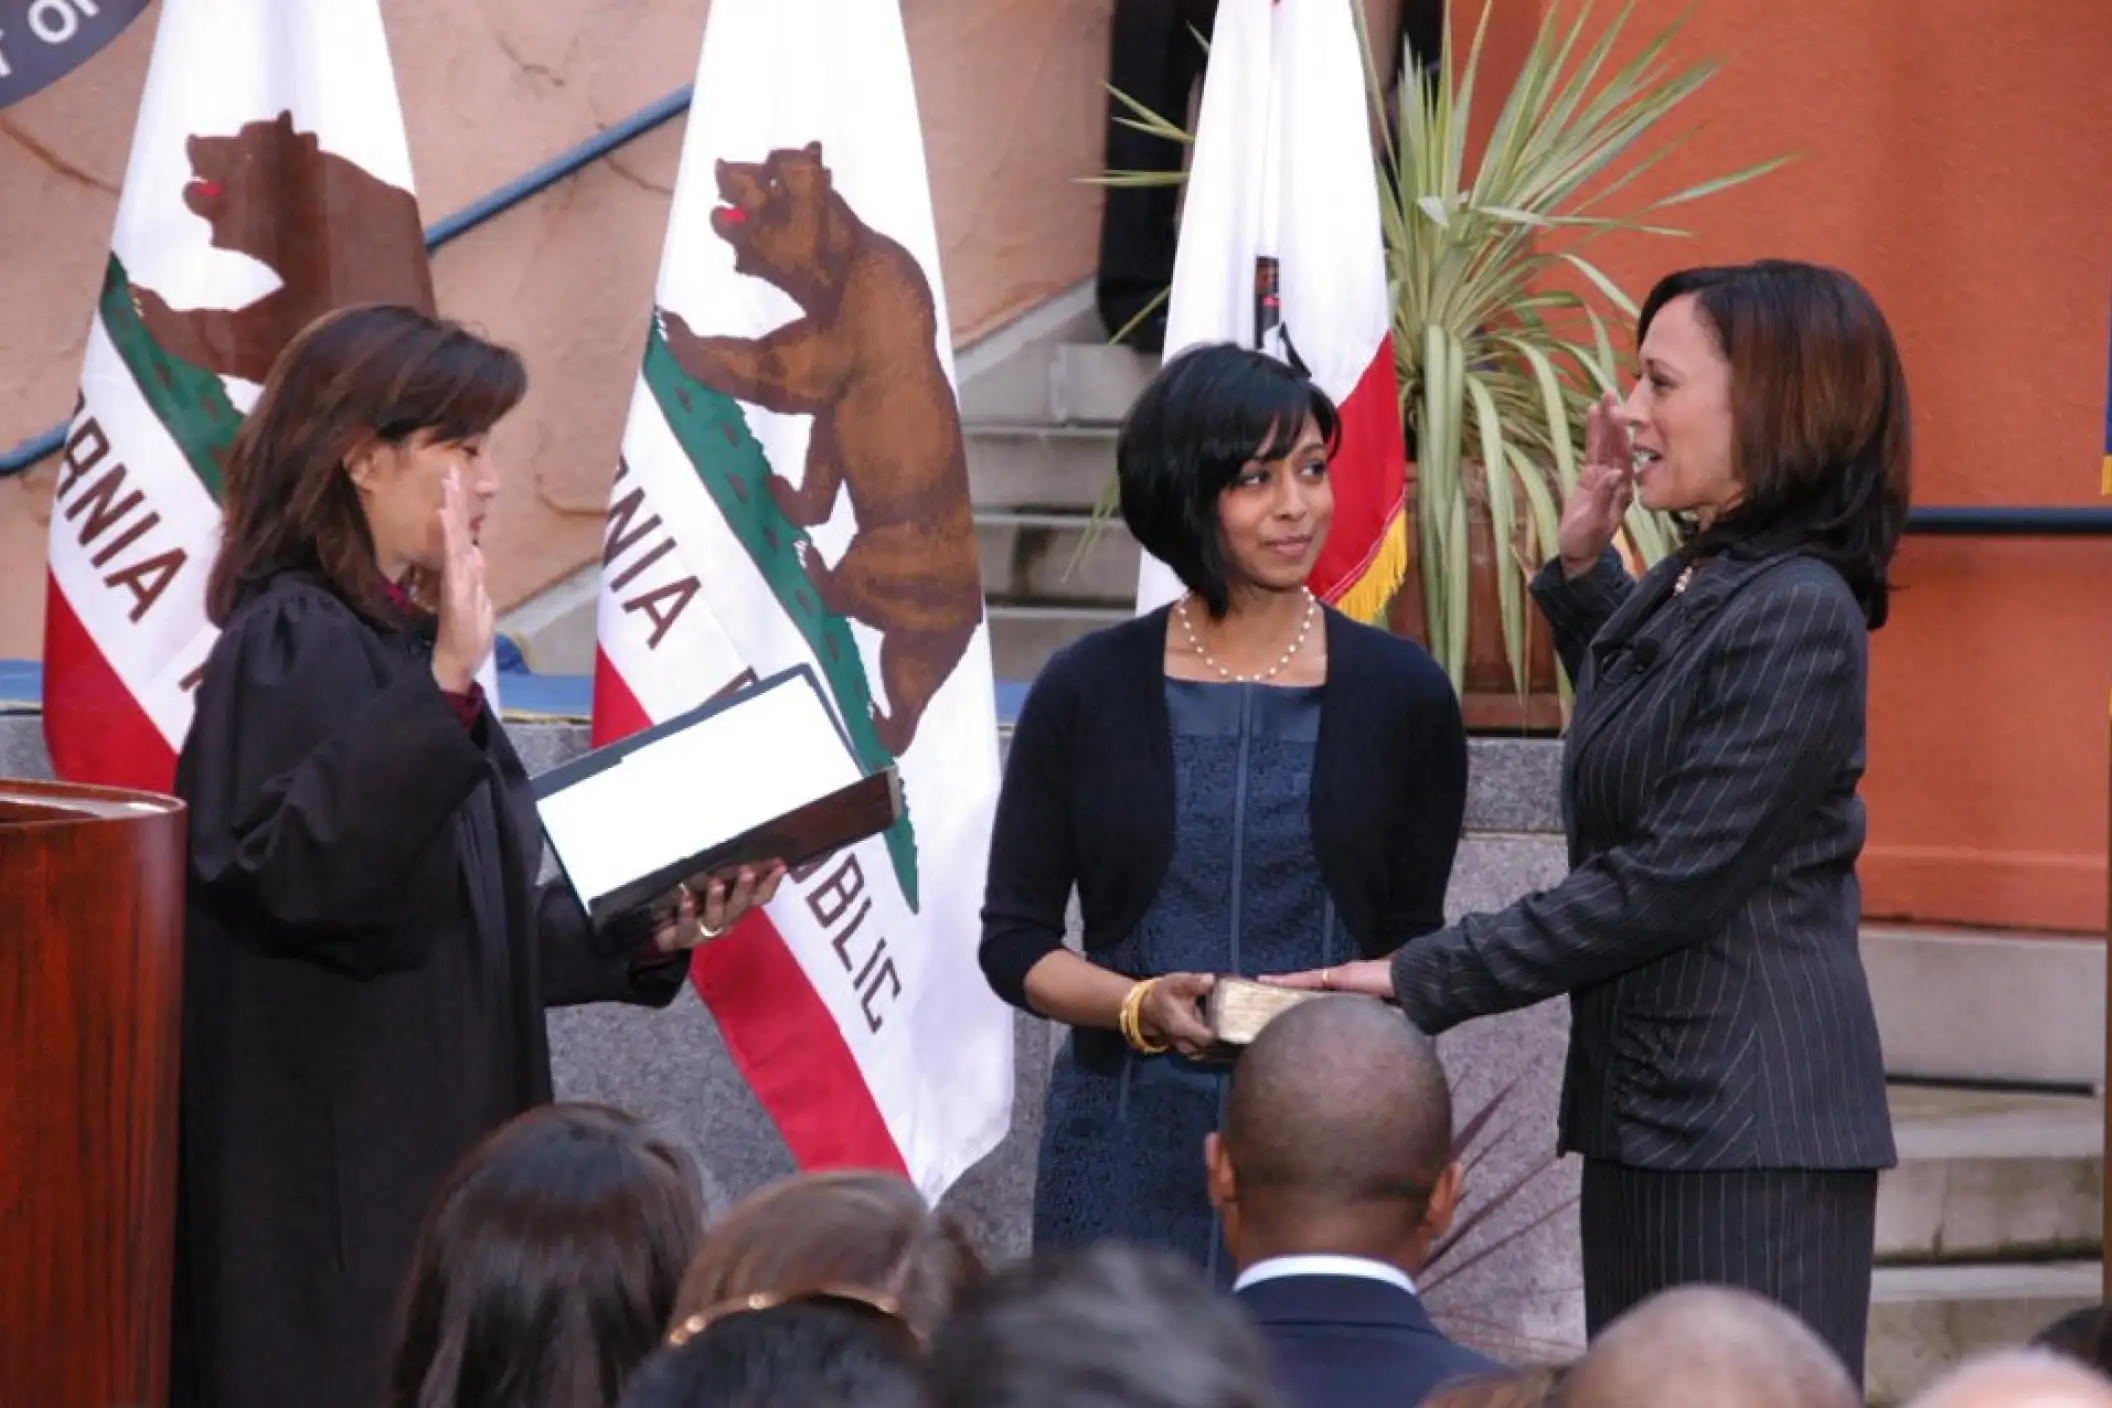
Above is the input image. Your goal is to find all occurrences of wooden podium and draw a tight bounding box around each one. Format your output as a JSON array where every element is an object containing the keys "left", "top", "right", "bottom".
[{"left": 0, "top": 780, "right": 186, "bottom": 1406}]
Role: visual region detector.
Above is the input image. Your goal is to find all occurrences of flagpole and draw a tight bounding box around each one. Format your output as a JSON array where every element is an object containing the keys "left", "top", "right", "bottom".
[{"left": 1253, "top": 3, "right": 1283, "bottom": 356}]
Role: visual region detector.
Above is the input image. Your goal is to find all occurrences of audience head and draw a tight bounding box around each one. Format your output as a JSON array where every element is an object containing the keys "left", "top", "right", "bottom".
[
  {"left": 670, "top": 1170, "right": 981, "bottom": 1341},
  {"left": 1206, "top": 996, "right": 1458, "bottom": 1273},
  {"left": 387, "top": 1103, "right": 704, "bottom": 1408},
  {"left": 209, "top": 301, "right": 527, "bottom": 627},
  {"left": 926, "top": 1243, "right": 1283, "bottom": 1408},
  {"left": 1908, "top": 1348, "right": 2112, "bottom": 1408},
  {"left": 2038, "top": 1305, "right": 2112, "bottom": 1378},
  {"left": 1116, "top": 341, "right": 1339, "bottom": 619},
  {"left": 1561, "top": 1285, "right": 1857, "bottom": 1408},
  {"left": 619, "top": 1297, "right": 928, "bottom": 1408},
  {"left": 1423, "top": 1365, "right": 1572, "bottom": 1407}
]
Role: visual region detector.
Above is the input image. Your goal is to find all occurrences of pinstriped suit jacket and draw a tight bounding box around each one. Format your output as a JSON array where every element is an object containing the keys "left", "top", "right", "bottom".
[{"left": 1390, "top": 541, "right": 1897, "bottom": 1172}]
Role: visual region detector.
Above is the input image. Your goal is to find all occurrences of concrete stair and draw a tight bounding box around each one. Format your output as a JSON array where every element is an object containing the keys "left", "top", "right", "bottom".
[
  {"left": 961, "top": 323, "right": 1158, "bottom": 684},
  {"left": 1866, "top": 1084, "right": 2104, "bottom": 1405}
]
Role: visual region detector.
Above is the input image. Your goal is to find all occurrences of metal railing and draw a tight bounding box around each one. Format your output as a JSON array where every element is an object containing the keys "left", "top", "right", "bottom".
[{"left": 1903, "top": 506, "right": 2112, "bottom": 535}]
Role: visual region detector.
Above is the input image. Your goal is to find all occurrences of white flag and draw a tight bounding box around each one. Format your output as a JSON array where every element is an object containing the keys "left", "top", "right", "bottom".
[
  {"left": 591, "top": 0, "right": 1012, "bottom": 1199},
  {"left": 1135, "top": 0, "right": 1408, "bottom": 621},
  {"left": 39, "top": 0, "right": 496, "bottom": 790}
]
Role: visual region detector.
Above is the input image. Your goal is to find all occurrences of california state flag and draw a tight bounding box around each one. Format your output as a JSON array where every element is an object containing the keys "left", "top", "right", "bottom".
[
  {"left": 591, "top": 0, "right": 1012, "bottom": 1198},
  {"left": 1135, "top": 0, "right": 1407, "bottom": 620},
  {"left": 43, "top": 0, "right": 442, "bottom": 790}
]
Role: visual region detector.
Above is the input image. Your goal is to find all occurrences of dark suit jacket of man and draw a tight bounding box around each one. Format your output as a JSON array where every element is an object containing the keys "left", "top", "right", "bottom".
[
  {"left": 1237, "top": 1268, "right": 1500, "bottom": 1407},
  {"left": 1390, "top": 542, "right": 1898, "bottom": 1172}
]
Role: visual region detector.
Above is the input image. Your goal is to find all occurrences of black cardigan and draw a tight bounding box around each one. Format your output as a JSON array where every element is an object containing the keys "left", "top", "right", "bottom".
[{"left": 978, "top": 604, "right": 1468, "bottom": 1010}]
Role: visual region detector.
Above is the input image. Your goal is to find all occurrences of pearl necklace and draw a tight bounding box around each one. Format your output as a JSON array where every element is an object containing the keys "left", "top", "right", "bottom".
[{"left": 1177, "top": 589, "right": 1316, "bottom": 683}]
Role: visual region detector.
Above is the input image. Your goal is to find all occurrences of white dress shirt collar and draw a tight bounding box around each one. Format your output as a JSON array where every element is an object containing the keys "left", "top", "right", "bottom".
[{"left": 1232, "top": 1253, "right": 1418, "bottom": 1297}]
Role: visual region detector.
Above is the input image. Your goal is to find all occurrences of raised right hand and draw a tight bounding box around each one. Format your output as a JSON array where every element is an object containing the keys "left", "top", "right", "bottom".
[
  {"left": 1557, "top": 391, "right": 1636, "bottom": 575},
  {"left": 431, "top": 467, "right": 494, "bottom": 695},
  {"left": 1139, "top": 971, "right": 1218, "bottom": 1057}
]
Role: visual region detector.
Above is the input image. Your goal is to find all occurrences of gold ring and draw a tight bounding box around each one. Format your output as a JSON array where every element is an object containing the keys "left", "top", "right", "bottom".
[{"left": 1320, "top": 968, "right": 1333, "bottom": 990}]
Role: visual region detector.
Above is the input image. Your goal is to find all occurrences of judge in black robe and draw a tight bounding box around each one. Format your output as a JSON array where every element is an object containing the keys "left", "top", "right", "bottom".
[{"left": 165, "top": 306, "right": 775, "bottom": 1408}]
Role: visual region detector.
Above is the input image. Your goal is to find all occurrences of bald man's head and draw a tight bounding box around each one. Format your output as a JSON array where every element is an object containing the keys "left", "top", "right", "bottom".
[
  {"left": 1205, "top": 996, "right": 1455, "bottom": 1270},
  {"left": 1563, "top": 1286, "right": 1858, "bottom": 1408},
  {"left": 1909, "top": 1349, "right": 2112, "bottom": 1408}
]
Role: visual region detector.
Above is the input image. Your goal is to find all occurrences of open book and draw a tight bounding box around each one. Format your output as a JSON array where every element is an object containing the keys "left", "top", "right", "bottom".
[{"left": 534, "top": 666, "right": 901, "bottom": 929}]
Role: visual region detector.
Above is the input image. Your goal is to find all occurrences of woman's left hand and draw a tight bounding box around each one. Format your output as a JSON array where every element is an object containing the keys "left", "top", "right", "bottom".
[
  {"left": 652, "top": 862, "right": 788, "bottom": 952},
  {"left": 1260, "top": 957, "right": 1396, "bottom": 1000}
]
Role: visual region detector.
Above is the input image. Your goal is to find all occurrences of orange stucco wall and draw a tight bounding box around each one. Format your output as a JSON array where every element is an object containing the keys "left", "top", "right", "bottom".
[{"left": 1572, "top": 0, "right": 2112, "bottom": 934}]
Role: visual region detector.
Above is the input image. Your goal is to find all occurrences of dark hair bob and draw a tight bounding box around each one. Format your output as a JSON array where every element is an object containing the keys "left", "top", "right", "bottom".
[
  {"left": 1116, "top": 342, "right": 1339, "bottom": 618},
  {"left": 1640, "top": 260, "right": 1912, "bottom": 629}
]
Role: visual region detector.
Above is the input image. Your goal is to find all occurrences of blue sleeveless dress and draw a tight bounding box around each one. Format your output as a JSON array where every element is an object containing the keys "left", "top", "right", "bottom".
[{"left": 1031, "top": 678, "right": 1342, "bottom": 1286}]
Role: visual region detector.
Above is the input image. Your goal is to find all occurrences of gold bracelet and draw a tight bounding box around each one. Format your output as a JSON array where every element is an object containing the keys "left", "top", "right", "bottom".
[{"left": 1119, "top": 978, "right": 1170, "bottom": 1055}]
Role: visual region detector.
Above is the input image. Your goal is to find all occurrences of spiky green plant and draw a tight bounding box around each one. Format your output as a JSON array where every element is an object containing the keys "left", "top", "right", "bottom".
[
  {"left": 1382, "top": 0, "right": 1788, "bottom": 696},
  {"left": 1418, "top": 1067, "right": 1580, "bottom": 1365}
]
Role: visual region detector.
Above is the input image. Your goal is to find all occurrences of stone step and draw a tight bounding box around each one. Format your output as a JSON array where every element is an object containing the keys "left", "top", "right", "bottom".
[
  {"left": 1878, "top": 1084, "right": 2102, "bottom": 1265},
  {"left": 959, "top": 340, "right": 1157, "bottom": 427},
  {"left": 952, "top": 282, "right": 1103, "bottom": 424},
  {"left": 987, "top": 603, "right": 1130, "bottom": 684},
  {"left": 957, "top": 343, "right": 1063, "bottom": 424},
  {"left": 976, "top": 510, "right": 1139, "bottom": 605},
  {"left": 1866, "top": 1261, "right": 2100, "bottom": 1406},
  {"left": 965, "top": 423, "right": 1118, "bottom": 513},
  {"left": 1049, "top": 341, "right": 1158, "bottom": 425},
  {"left": 1860, "top": 925, "right": 2103, "bottom": 1089}
]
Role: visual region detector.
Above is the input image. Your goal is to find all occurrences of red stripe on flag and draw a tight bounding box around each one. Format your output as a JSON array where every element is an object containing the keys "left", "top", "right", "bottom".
[
  {"left": 1308, "top": 345, "right": 1407, "bottom": 605},
  {"left": 41, "top": 570, "right": 176, "bottom": 791},
  {"left": 591, "top": 647, "right": 905, "bottom": 1176},
  {"left": 691, "top": 916, "right": 908, "bottom": 1176},
  {"left": 590, "top": 645, "right": 653, "bottom": 748}
]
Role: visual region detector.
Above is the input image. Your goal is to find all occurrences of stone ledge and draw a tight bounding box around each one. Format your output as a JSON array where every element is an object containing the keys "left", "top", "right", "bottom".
[
  {"left": 1867, "top": 1261, "right": 2101, "bottom": 1406},
  {"left": 1861, "top": 925, "right": 2105, "bottom": 1089},
  {"left": 0, "top": 713, "right": 1569, "bottom": 836},
  {"left": 1877, "top": 1085, "right": 2102, "bottom": 1264}
]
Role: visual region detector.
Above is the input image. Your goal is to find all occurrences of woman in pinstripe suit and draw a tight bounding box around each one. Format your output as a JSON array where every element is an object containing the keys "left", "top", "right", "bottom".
[{"left": 1270, "top": 260, "right": 1910, "bottom": 1384}]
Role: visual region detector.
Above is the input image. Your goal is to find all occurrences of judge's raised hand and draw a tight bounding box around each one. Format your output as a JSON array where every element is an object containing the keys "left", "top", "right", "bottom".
[
  {"left": 1140, "top": 971, "right": 1218, "bottom": 1057},
  {"left": 653, "top": 861, "right": 789, "bottom": 952},
  {"left": 1557, "top": 391, "right": 1636, "bottom": 577},
  {"left": 1259, "top": 957, "right": 1396, "bottom": 1000},
  {"left": 431, "top": 468, "right": 495, "bottom": 695}
]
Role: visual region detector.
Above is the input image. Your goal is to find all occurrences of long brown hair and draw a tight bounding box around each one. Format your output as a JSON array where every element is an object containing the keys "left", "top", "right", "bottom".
[
  {"left": 1638, "top": 260, "right": 1912, "bottom": 628},
  {"left": 386, "top": 1103, "right": 705, "bottom": 1408},
  {"left": 672, "top": 1170, "right": 984, "bottom": 1340},
  {"left": 205, "top": 302, "right": 526, "bottom": 628}
]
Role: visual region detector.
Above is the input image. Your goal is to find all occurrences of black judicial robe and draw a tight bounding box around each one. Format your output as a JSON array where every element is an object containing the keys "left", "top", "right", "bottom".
[{"left": 167, "top": 571, "right": 687, "bottom": 1408}]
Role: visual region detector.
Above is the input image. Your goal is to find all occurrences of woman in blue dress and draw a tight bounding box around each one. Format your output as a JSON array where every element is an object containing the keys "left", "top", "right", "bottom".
[{"left": 979, "top": 343, "right": 1468, "bottom": 1284}]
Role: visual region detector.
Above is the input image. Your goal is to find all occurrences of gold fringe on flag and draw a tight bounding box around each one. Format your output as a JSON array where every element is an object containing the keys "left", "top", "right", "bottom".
[
  {"left": 2101, "top": 453, "right": 2112, "bottom": 497},
  {"left": 1329, "top": 504, "right": 1409, "bottom": 626}
]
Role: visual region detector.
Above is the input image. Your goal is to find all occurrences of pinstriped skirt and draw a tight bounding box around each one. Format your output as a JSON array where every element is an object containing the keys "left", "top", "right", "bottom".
[{"left": 1580, "top": 1160, "right": 1879, "bottom": 1387}]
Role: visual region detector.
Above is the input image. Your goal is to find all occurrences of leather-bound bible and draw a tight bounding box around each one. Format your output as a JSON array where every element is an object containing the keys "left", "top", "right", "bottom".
[
  {"left": 534, "top": 665, "right": 900, "bottom": 929},
  {"left": 1205, "top": 976, "right": 1326, "bottom": 1046}
]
